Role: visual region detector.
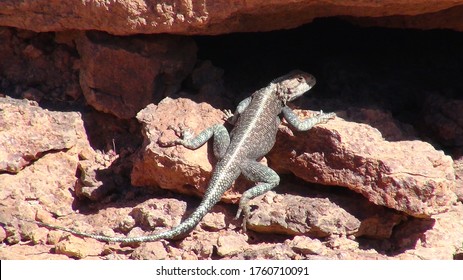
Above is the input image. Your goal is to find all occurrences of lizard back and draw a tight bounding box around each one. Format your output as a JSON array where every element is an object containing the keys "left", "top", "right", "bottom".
[{"left": 226, "top": 86, "right": 282, "bottom": 162}]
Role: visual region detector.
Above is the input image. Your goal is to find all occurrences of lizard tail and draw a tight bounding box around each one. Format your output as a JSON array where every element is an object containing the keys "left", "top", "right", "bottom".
[{"left": 25, "top": 181, "right": 227, "bottom": 243}]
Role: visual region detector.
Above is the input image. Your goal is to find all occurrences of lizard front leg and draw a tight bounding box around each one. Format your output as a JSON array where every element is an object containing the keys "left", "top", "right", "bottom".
[
  {"left": 161, "top": 124, "right": 231, "bottom": 159},
  {"left": 282, "top": 107, "right": 335, "bottom": 132},
  {"left": 223, "top": 96, "right": 252, "bottom": 125}
]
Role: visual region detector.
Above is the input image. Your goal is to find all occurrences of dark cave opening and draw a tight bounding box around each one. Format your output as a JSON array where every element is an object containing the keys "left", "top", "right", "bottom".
[{"left": 194, "top": 18, "right": 463, "bottom": 152}]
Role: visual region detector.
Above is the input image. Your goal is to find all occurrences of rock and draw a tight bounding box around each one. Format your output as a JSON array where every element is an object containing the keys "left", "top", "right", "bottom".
[
  {"left": 76, "top": 31, "right": 197, "bottom": 119},
  {"left": 216, "top": 232, "right": 250, "bottom": 257},
  {"left": 201, "top": 211, "right": 227, "bottom": 232},
  {"left": 247, "top": 191, "right": 361, "bottom": 238},
  {"left": 21, "top": 88, "right": 44, "bottom": 103},
  {"left": 3, "top": 223, "right": 21, "bottom": 245},
  {"left": 226, "top": 242, "right": 302, "bottom": 260},
  {"left": 454, "top": 158, "right": 463, "bottom": 202},
  {"left": 307, "top": 184, "right": 407, "bottom": 239},
  {"left": 131, "top": 242, "right": 169, "bottom": 260},
  {"left": 180, "top": 251, "right": 199, "bottom": 260},
  {"left": 54, "top": 235, "right": 105, "bottom": 259},
  {"left": 325, "top": 235, "right": 360, "bottom": 251},
  {"left": 289, "top": 183, "right": 406, "bottom": 239},
  {"left": 394, "top": 204, "right": 463, "bottom": 259},
  {"left": 179, "top": 232, "right": 220, "bottom": 259},
  {"left": 330, "top": 248, "right": 389, "bottom": 260},
  {"left": 0, "top": 146, "right": 80, "bottom": 220},
  {"left": 46, "top": 231, "right": 63, "bottom": 246},
  {"left": 1, "top": 1, "right": 463, "bottom": 35},
  {"left": 0, "top": 28, "right": 81, "bottom": 103},
  {"left": 21, "top": 223, "right": 49, "bottom": 245},
  {"left": 186, "top": 60, "right": 229, "bottom": 107},
  {"left": 74, "top": 150, "right": 119, "bottom": 201},
  {"left": 288, "top": 236, "right": 327, "bottom": 256},
  {"left": 116, "top": 216, "right": 137, "bottom": 234},
  {"left": 422, "top": 94, "right": 463, "bottom": 147},
  {"left": 0, "top": 244, "right": 69, "bottom": 260},
  {"left": 0, "top": 97, "right": 83, "bottom": 173},
  {"left": 129, "top": 198, "right": 187, "bottom": 231},
  {"left": 350, "top": 5, "right": 463, "bottom": 33},
  {"left": 0, "top": 97, "right": 94, "bottom": 222},
  {"left": 190, "top": 61, "right": 224, "bottom": 91},
  {"left": 0, "top": 96, "right": 128, "bottom": 258},
  {"left": 340, "top": 107, "right": 417, "bottom": 141},
  {"left": 268, "top": 111, "right": 457, "bottom": 217},
  {"left": 132, "top": 97, "right": 243, "bottom": 202},
  {"left": 0, "top": 226, "right": 6, "bottom": 243}
]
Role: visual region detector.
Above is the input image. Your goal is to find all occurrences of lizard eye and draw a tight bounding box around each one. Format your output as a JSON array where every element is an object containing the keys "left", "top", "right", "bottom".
[{"left": 297, "top": 76, "right": 305, "bottom": 82}]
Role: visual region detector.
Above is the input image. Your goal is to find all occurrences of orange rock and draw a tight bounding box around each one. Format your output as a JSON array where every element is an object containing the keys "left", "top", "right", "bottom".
[
  {"left": 76, "top": 32, "right": 196, "bottom": 119},
  {"left": 132, "top": 97, "right": 244, "bottom": 202},
  {"left": 1, "top": 1, "right": 463, "bottom": 35},
  {"left": 269, "top": 111, "right": 457, "bottom": 217},
  {"left": 55, "top": 235, "right": 105, "bottom": 259}
]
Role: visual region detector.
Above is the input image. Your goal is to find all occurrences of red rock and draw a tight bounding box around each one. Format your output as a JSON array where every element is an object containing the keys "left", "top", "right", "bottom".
[
  {"left": 131, "top": 242, "right": 169, "bottom": 260},
  {"left": 394, "top": 204, "right": 463, "bottom": 259},
  {"left": 0, "top": 28, "right": 81, "bottom": 103},
  {"left": 422, "top": 95, "right": 463, "bottom": 147},
  {"left": 226, "top": 242, "right": 303, "bottom": 260},
  {"left": 0, "top": 244, "right": 69, "bottom": 260},
  {"left": 179, "top": 231, "right": 221, "bottom": 259},
  {"left": 1, "top": 1, "right": 463, "bottom": 35},
  {"left": 340, "top": 108, "right": 416, "bottom": 141},
  {"left": 132, "top": 97, "right": 244, "bottom": 202},
  {"left": 76, "top": 31, "right": 196, "bottom": 119},
  {"left": 216, "top": 232, "right": 250, "bottom": 257},
  {"left": 280, "top": 182, "right": 406, "bottom": 239},
  {"left": 350, "top": 5, "right": 463, "bottom": 33},
  {"left": 0, "top": 226, "right": 6, "bottom": 243},
  {"left": 54, "top": 235, "right": 105, "bottom": 259},
  {"left": 201, "top": 211, "right": 227, "bottom": 232},
  {"left": 21, "top": 88, "right": 44, "bottom": 103},
  {"left": 268, "top": 111, "right": 457, "bottom": 217},
  {"left": 288, "top": 236, "right": 327, "bottom": 256},
  {"left": 247, "top": 192, "right": 361, "bottom": 238},
  {"left": 325, "top": 235, "right": 360, "bottom": 251},
  {"left": 129, "top": 198, "right": 187, "bottom": 231},
  {"left": 454, "top": 157, "right": 463, "bottom": 202},
  {"left": 74, "top": 151, "right": 119, "bottom": 201},
  {"left": 0, "top": 97, "right": 83, "bottom": 173}
]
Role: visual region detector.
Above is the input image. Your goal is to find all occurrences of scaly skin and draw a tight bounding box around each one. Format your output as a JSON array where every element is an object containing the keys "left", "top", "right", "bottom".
[{"left": 25, "top": 70, "right": 335, "bottom": 243}]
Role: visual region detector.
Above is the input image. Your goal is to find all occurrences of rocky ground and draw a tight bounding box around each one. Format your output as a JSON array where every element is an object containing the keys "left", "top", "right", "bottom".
[{"left": 1, "top": 13, "right": 463, "bottom": 259}]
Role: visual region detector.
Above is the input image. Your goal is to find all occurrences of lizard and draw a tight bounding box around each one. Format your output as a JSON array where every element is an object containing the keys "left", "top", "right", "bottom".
[{"left": 24, "top": 70, "right": 335, "bottom": 243}]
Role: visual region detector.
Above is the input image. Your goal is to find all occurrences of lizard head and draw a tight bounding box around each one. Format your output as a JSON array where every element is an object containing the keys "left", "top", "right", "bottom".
[{"left": 273, "top": 70, "right": 316, "bottom": 105}]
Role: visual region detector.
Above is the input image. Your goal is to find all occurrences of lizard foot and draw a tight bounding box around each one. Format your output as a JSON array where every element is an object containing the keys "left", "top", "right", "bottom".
[
  {"left": 234, "top": 197, "right": 251, "bottom": 232},
  {"left": 159, "top": 124, "right": 194, "bottom": 147},
  {"left": 222, "top": 109, "right": 234, "bottom": 123},
  {"left": 168, "top": 124, "right": 194, "bottom": 139},
  {"left": 313, "top": 110, "right": 336, "bottom": 124}
]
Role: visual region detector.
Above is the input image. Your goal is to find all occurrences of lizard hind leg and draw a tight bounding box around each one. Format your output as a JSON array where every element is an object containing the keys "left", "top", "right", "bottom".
[
  {"left": 237, "top": 160, "right": 280, "bottom": 231},
  {"left": 165, "top": 124, "right": 231, "bottom": 159}
]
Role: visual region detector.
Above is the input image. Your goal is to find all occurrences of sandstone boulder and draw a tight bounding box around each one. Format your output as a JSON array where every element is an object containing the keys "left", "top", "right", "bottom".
[
  {"left": 0, "top": 97, "right": 92, "bottom": 233},
  {"left": 0, "top": 97, "right": 85, "bottom": 173},
  {"left": 1, "top": 1, "right": 463, "bottom": 35},
  {"left": 247, "top": 191, "right": 361, "bottom": 238},
  {"left": 76, "top": 31, "right": 197, "bottom": 119},
  {"left": 269, "top": 111, "right": 457, "bottom": 217},
  {"left": 131, "top": 97, "right": 245, "bottom": 202}
]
